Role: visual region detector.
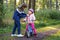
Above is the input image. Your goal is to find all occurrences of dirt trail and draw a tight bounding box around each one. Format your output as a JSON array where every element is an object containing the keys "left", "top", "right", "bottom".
[{"left": 0, "top": 29, "right": 59, "bottom": 40}]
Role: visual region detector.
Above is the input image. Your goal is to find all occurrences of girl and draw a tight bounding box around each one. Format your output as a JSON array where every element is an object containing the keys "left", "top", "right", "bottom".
[
  {"left": 24, "top": 9, "right": 37, "bottom": 36},
  {"left": 11, "top": 3, "right": 27, "bottom": 37}
]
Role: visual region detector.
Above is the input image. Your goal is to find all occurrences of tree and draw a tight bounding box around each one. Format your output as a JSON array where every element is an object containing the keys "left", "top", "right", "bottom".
[
  {"left": 42, "top": 0, "right": 48, "bottom": 9},
  {"left": 46, "top": 0, "right": 49, "bottom": 8},
  {"left": 28, "top": 0, "right": 36, "bottom": 12},
  {"left": 14, "top": 0, "right": 16, "bottom": 10},
  {"left": 42, "top": 0, "right": 45, "bottom": 9},
  {"left": 22, "top": 0, "right": 24, "bottom": 3},
  {"left": 28, "top": 0, "right": 31, "bottom": 9},
  {"left": 46, "top": 0, "right": 52, "bottom": 9},
  {"left": 6, "top": 0, "right": 8, "bottom": 7},
  {"left": 0, "top": 0, "right": 4, "bottom": 27},
  {"left": 31, "top": 0, "right": 36, "bottom": 12},
  {"left": 21, "top": 0, "right": 24, "bottom": 4},
  {"left": 56, "top": 0, "right": 59, "bottom": 9},
  {"left": 49, "top": 0, "right": 52, "bottom": 9}
]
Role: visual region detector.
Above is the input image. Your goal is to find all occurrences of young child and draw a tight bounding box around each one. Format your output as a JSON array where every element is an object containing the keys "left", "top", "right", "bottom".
[
  {"left": 11, "top": 3, "right": 27, "bottom": 37},
  {"left": 24, "top": 9, "right": 37, "bottom": 36}
]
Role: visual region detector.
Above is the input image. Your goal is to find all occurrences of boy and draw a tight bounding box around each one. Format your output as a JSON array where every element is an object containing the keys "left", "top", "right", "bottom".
[{"left": 11, "top": 3, "right": 27, "bottom": 37}]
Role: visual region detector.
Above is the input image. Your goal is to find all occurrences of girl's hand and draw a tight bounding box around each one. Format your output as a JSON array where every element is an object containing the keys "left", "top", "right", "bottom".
[
  {"left": 21, "top": 20, "right": 26, "bottom": 22},
  {"left": 28, "top": 22, "right": 31, "bottom": 24},
  {"left": 20, "top": 19, "right": 26, "bottom": 22}
]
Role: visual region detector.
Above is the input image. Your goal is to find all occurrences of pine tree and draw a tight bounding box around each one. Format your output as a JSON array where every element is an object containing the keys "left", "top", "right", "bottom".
[
  {"left": 56, "top": 0, "right": 59, "bottom": 9},
  {"left": 49, "top": 0, "right": 52, "bottom": 9},
  {"left": 0, "top": 0, "right": 4, "bottom": 27},
  {"left": 28, "top": 0, "right": 31, "bottom": 9},
  {"left": 14, "top": 0, "right": 16, "bottom": 10},
  {"left": 31, "top": 0, "right": 35, "bottom": 12}
]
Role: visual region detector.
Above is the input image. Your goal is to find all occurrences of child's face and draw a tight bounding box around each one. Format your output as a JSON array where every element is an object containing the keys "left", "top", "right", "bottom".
[{"left": 28, "top": 11, "right": 32, "bottom": 15}]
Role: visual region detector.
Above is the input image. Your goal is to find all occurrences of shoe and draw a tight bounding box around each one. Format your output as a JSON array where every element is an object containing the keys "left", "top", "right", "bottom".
[
  {"left": 34, "top": 34, "right": 37, "bottom": 37},
  {"left": 11, "top": 34, "right": 17, "bottom": 36},
  {"left": 30, "top": 32, "right": 33, "bottom": 36},
  {"left": 17, "top": 34, "right": 24, "bottom": 37}
]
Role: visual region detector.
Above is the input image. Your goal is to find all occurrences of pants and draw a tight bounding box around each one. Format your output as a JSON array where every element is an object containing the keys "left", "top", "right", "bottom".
[
  {"left": 12, "top": 13, "right": 27, "bottom": 34},
  {"left": 26, "top": 23, "right": 37, "bottom": 34},
  {"left": 12, "top": 20, "right": 21, "bottom": 34}
]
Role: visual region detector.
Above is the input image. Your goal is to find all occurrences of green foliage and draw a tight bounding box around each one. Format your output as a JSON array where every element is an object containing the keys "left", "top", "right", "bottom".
[
  {"left": 0, "top": 0, "right": 5, "bottom": 27},
  {"left": 50, "top": 10, "right": 60, "bottom": 20},
  {"left": 35, "top": 9, "right": 60, "bottom": 27},
  {"left": 36, "top": 9, "right": 60, "bottom": 20}
]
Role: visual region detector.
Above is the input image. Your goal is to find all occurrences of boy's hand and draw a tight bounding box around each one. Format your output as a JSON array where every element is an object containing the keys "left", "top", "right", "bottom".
[
  {"left": 21, "top": 20, "right": 25, "bottom": 22},
  {"left": 20, "top": 19, "right": 26, "bottom": 22}
]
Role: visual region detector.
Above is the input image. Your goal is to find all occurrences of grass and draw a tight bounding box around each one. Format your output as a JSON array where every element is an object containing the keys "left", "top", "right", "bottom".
[
  {"left": 37, "top": 24, "right": 60, "bottom": 40},
  {"left": 0, "top": 24, "right": 60, "bottom": 40},
  {"left": 43, "top": 31, "right": 60, "bottom": 40},
  {"left": 38, "top": 24, "right": 60, "bottom": 40}
]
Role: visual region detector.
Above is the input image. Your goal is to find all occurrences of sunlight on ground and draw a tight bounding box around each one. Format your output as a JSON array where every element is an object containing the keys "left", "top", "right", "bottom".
[
  {"left": 37, "top": 24, "right": 60, "bottom": 40},
  {"left": 43, "top": 30, "right": 60, "bottom": 40},
  {"left": 37, "top": 27, "right": 56, "bottom": 32},
  {"left": 53, "top": 31, "right": 60, "bottom": 36},
  {"left": 37, "top": 25, "right": 60, "bottom": 33}
]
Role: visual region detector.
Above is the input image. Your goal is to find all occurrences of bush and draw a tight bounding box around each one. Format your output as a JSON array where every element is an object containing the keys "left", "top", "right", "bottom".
[
  {"left": 35, "top": 9, "right": 60, "bottom": 26},
  {"left": 0, "top": 1, "right": 5, "bottom": 27},
  {"left": 50, "top": 10, "right": 60, "bottom": 20},
  {"left": 35, "top": 9, "right": 60, "bottom": 20}
]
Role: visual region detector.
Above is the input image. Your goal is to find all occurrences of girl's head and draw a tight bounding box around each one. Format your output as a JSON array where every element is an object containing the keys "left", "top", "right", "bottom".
[
  {"left": 18, "top": 3, "right": 27, "bottom": 9},
  {"left": 28, "top": 9, "right": 34, "bottom": 15}
]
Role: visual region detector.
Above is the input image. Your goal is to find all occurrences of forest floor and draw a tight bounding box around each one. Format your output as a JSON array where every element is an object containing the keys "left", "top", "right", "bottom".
[{"left": 0, "top": 28, "right": 60, "bottom": 40}]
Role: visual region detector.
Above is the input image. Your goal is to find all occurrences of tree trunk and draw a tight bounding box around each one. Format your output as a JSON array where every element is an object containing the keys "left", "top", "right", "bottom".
[
  {"left": 47, "top": 0, "right": 49, "bottom": 8},
  {"left": 21, "top": 0, "right": 24, "bottom": 4},
  {"left": 6, "top": 0, "right": 8, "bottom": 7},
  {"left": 22, "top": 0, "right": 24, "bottom": 3},
  {"left": 56, "top": 0, "right": 58, "bottom": 9},
  {"left": 0, "top": 0, "right": 3, "bottom": 27},
  {"left": 28, "top": 0, "right": 31, "bottom": 9},
  {"left": 14, "top": 0, "right": 16, "bottom": 10},
  {"left": 49, "top": 0, "right": 52, "bottom": 9},
  {"left": 31, "top": 0, "right": 35, "bottom": 12},
  {"left": 42, "top": 0, "right": 45, "bottom": 9}
]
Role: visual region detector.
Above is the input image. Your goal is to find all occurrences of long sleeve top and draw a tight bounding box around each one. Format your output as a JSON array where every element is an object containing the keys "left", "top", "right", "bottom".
[{"left": 24, "top": 14, "right": 36, "bottom": 23}]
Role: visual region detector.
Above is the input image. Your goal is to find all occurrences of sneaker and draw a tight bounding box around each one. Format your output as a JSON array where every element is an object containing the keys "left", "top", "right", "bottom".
[
  {"left": 34, "top": 34, "right": 37, "bottom": 37},
  {"left": 17, "top": 34, "right": 24, "bottom": 37},
  {"left": 11, "top": 34, "right": 17, "bottom": 36},
  {"left": 30, "top": 32, "right": 33, "bottom": 36}
]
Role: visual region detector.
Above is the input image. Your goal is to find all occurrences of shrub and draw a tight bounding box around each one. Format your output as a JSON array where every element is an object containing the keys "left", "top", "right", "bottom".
[
  {"left": 35, "top": 9, "right": 60, "bottom": 26},
  {"left": 50, "top": 10, "right": 60, "bottom": 20}
]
